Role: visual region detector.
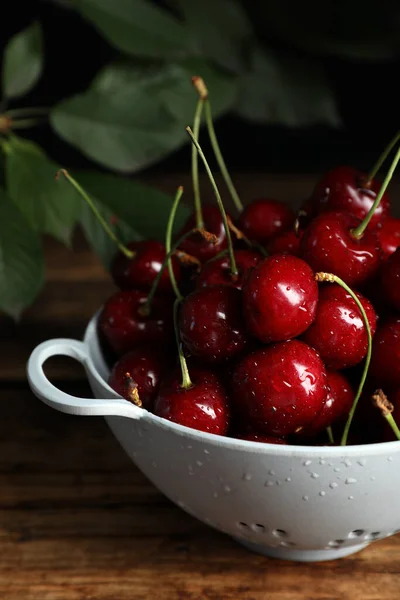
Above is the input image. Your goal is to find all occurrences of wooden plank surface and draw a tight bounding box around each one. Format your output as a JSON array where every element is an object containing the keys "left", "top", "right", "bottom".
[{"left": 1, "top": 173, "right": 400, "bottom": 600}]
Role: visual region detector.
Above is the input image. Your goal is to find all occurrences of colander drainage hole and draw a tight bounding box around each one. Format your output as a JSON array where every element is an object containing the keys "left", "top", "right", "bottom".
[
  {"left": 365, "top": 531, "right": 381, "bottom": 540},
  {"left": 272, "top": 529, "right": 287, "bottom": 538},
  {"left": 349, "top": 529, "right": 365, "bottom": 538}
]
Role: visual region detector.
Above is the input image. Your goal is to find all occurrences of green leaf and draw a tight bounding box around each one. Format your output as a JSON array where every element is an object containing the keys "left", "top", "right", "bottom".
[
  {"left": 2, "top": 21, "right": 43, "bottom": 99},
  {"left": 4, "top": 136, "right": 80, "bottom": 245},
  {"left": 236, "top": 48, "right": 340, "bottom": 127},
  {"left": 75, "top": 169, "right": 189, "bottom": 240},
  {"left": 80, "top": 196, "right": 140, "bottom": 268},
  {"left": 179, "top": 0, "right": 252, "bottom": 73},
  {"left": 0, "top": 186, "right": 44, "bottom": 319},
  {"left": 74, "top": 0, "right": 192, "bottom": 58},
  {"left": 51, "top": 60, "right": 236, "bottom": 172}
]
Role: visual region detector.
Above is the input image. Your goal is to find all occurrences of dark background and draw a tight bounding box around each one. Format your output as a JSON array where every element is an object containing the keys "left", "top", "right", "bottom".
[{"left": 1, "top": 0, "right": 399, "bottom": 174}]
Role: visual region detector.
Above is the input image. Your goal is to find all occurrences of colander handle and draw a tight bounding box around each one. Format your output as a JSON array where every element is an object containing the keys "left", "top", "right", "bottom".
[{"left": 27, "top": 339, "right": 143, "bottom": 419}]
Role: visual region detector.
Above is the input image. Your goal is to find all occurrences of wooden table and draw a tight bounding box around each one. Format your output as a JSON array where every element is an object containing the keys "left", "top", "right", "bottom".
[{"left": 1, "top": 174, "right": 400, "bottom": 599}]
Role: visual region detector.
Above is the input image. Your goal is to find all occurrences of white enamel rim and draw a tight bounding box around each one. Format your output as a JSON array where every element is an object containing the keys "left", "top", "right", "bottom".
[{"left": 27, "top": 311, "right": 400, "bottom": 457}]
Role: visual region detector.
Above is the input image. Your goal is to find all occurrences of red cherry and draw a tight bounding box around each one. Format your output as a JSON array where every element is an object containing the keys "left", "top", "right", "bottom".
[
  {"left": 178, "top": 205, "right": 228, "bottom": 262},
  {"left": 154, "top": 366, "right": 230, "bottom": 435},
  {"left": 235, "top": 433, "right": 287, "bottom": 444},
  {"left": 377, "top": 217, "right": 400, "bottom": 261},
  {"left": 111, "top": 240, "right": 181, "bottom": 293},
  {"left": 311, "top": 166, "right": 390, "bottom": 229},
  {"left": 300, "top": 211, "right": 381, "bottom": 287},
  {"left": 179, "top": 285, "right": 249, "bottom": 362},
  {"left": 196, "top": 249, "right": 261, "bottom": 290},
  {"left": 382, "top": 247, "right": 400, "bottom": 311},
  {"left": 232, "top": 340, "right": 327, "bottom": 437},
  {"left": 300, "top": 370, "right": 354, "bottom": 437},
  {"left": 302, "top": 284, "right": 377, "bottom": 369},
  {"left": 266, "top": 229, "right": 301, "bottom": 256},
  {"left": 238, "top": 199, "right": 295, "bottom": 244},
  {"left": 242, "top": 254, "right": 318, "bottom": 343},
  {"left": 98, "top": 290, "right": 173, "bottom": 356},
  {"left": 370, "top": 316, "right": 400, "bottom": 387},
  {"left": 109, "top": 345, "right": 172, "bottom": 411}
]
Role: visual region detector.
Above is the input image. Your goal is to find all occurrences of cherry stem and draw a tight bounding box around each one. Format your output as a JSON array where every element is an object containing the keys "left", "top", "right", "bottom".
[
  {"left": 192, "top": 99, "right": 204, "bottom": 229},
  {"left": 372, "top": 390, "right": 400, "bottom": 441},
  {"left": 173, "top": 298, "right": 193, "bottom": 389},
  {"left": 352, "top": 145, "right": 400, "bottom": 238},
  {"left": 166, "top": 186, "right": 185, "bottom": 302},
  {"left": 140, "top": 227, "right": 202, "bottom": 315},
  {"left": 124, "top": 373, "right": 142, "bottom": 407},
  {"left": 326, "top": 426, "right": 334, "bottom": 444},
  {"left": 366, "top": 130, "right": 400, "bottom": 185},
  {"left": 314, "top": 272, "right": 372, "bottom": 447},
  {"left": 57, "top": 169, "right": 135, "bottom": 259},
  {"left": 204, "top": 100, "right": 243, "bottom": 213},
  {"left": 186, "top": 127, "right": 238, "bottom": 278}
]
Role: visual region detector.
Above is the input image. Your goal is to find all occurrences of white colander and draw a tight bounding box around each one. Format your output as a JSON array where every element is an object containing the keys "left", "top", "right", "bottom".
[{"left": 27, "top": 312, "right": 400, "bottom": 562}]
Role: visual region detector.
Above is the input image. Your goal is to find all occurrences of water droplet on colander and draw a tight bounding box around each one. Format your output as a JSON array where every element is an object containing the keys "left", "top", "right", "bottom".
[
  {"left": 348, "top": 496, "right": 354, "bottom": 500},
  {"left": 319, "top": 491, "right": 326, "bottom": 497},
  {"left": 334, "top": 467, "right": 341, "bottom": 473},
  {"left": 285, "top": 477, "right": 291, "bottom": 482},
  {"left": 302, "top": 495, "right": 309, "bottom": 501},
  {"left": 329, "top": 482, "right": 338, "bottom": 489},
  {"left": 203, "top": 449, "right": 210, "bottom": 454},
  {"left": 268, "top": 469, "right": 275, "bottom": 476},
  {"left": 310, "top": 472, "right": 319, "bottom": 479},
  {"left": 319, "top": 459, "right": 326, "bottom": 465},
  {"left": 213, "top": 491, "right": 218, "bottom": 498},
  {"left": 370, "top": 476, "right": 376, "bottom": 481},
  {"left": 243, "top": 473, "right": 252, "bottom": 481},
  {"left": 303, "top": 460, "right": 312, "bottom": 466},
  {"left": 264, "top": 480, "right": 274, "bottom": 487},
  {"left": 388, "top": 456, "right": 394, "bottom": 462},
  {"left": 196, "top": 460, "right": 203, "bottom": 467},
  {"left": 343, "top": 459, "right": 352, "bottom": 467},
  {"left": 357, "top": 459, "right": 367, "bottom": 467},
  {"left": 345, "top": 477, "right": 357, "bottom": 484},
  {"left": 151, "top": 461, "right": 157, "bottom": 468},
  {"left": 223, "top": 485, "right": 231, "bottom": 493}
]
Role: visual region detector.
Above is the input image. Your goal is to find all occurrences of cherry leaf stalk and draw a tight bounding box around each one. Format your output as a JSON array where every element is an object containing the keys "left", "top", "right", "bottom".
[
  {"left": 191, "top": 95, "right": 204, "bottom": 228},
  {"left": 186, "top": 126, "right": 238, "bottom": 278},
  {"left": 372, "top": 390, "right": 400, "bottom": 441},
  {"left": 192, "top": 76, "right": 243, "bottom": 213},
  {"left": 366, "top": 130, "right": 400, "bottom": 185},
  {"left": 173, "top": 298, "right": 193, "bottom": 389},
  {"left": 314, "top": 272, "right": 372, "bottom": 446}
]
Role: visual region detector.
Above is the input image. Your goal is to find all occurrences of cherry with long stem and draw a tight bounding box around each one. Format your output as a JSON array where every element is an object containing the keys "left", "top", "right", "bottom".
[
  {"left": 352, "top": 145, "right": 400, "bottom": 238},
  {"left": 57, "top": 169, "right": 135, "bottom": 259},
  {"left": 372, "top": 390, "right": 400, "bottom": 441},
  {"left": 192, "top": 76, "right": 243, "bottom": 214},
  {"left": 365, "top": 130, "right": 400, "bottom": 186},
  {"left": 173, "top": 298, "right": 193, "bottom": 389},
  {"left": 315, "top": 273, "right": 372, "bottom": 446},
  {"left": 186, "top": 127, "right": 238, "bottom": 278}
]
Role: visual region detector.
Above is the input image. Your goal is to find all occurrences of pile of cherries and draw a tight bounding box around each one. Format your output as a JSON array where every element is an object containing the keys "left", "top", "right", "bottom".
[{"left": 81, "top": 83, "right": 400, "bottom": 447}]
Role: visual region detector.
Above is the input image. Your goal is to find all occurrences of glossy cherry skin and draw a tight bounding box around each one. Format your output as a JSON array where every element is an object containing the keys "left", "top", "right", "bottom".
[
  {"left": 243, "top": 254, "right": 318, "bottom": 343},
  {"left": 302, "top": 284, "right": 377, "bottom": 369},
  {"left": 266, "top": 229, "right": 301, "bottom": 256},
  {"left": 238, "top": 199, "right": 295, "bottom": 244},
  {"left": 370, "top": 317, "right": 400, "bottom": 387},
  {"left": 311, "top": 166, "right": 390, "bottom": 229},
  {"left": 179, "top": 285, "right": 249, "bottom": 362},
  {"left": 300, "top": 370, "right": 354, "bottom": 437},
  {"left": 111, "top": 240, "right": 181, "bottom": 293},
  {"left": 154, "top": 366, "right": 230, "bottom": 435},
  {"left": 382, "top": 248, "right": 400, "bottom": 311},
  {"left": 178, "top": 205, "right": 228, "bottom": 262},
  {"left": 235, "top": 433, "right": 287, "bottom": 444},
  {"left": 377, "top": 217, "right": 400, "bottom": 261},
  {"left": 196, "top": 250, "right": 262, "bottom": 290},
  {"left": 109, "top": 345, "right": 172, "bottom": 411},
  {"left": 98, "top": 290, "right": 173, "bottom": 356},
  {"left": 300, "top": 211, "right": 381, "bottom": 287},
  {"left": 232, "top": 340, "right": 327, "bottom": 437}
]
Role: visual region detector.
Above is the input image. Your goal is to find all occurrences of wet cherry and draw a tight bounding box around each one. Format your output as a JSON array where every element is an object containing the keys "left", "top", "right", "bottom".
[
  {"left": 238, "top": 199, "right": 295, "bottom": 244},
  {"left": 154, "top": 366, "right": 230, "bottom": 435},
  {"left": 98, "top": 290, "right": 173, "bottom": 356},
  {"left": 178, "top": 205, "right": 228, "bottom": 262},
  {"left": 196, "top": 249, "right": 261, "bottom": 290},
  {"left": 311, "top": 166, "right": 390, "bottom": 229},
  {"left": 111, "top": 240, "right": 181, "bottom": 293},
  {"left": 109, "top": 345, "right": 173, "bottom": 411},
  {"left": 242, "top": 254, "right": 318, "bottom": 343},
  {"left": 302, "top": 284, "right": 377, "bottom": 369},
  {"left": 300, "top": 370, "right": 354, "bottom": 438},
  {"left": 377, "top": 217, "right": 400, "bottom": 261},
  {"left": 382, "top": 247, "right": 400, "bottom": 310},
  {"left": 300, "top": 211, "right": 381, "bottom": 287},
  {"left": 179, "top": 285, "right": 249, "bottom": 362},
  {"left": 266, "top": 229, "right": 302, "bottom": 256},
  {"left": 232, "top": 340, "right": 327, "bottom": 437},
  {"left": 370, "top": 316, "right": 400, "bottom": 387}
]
